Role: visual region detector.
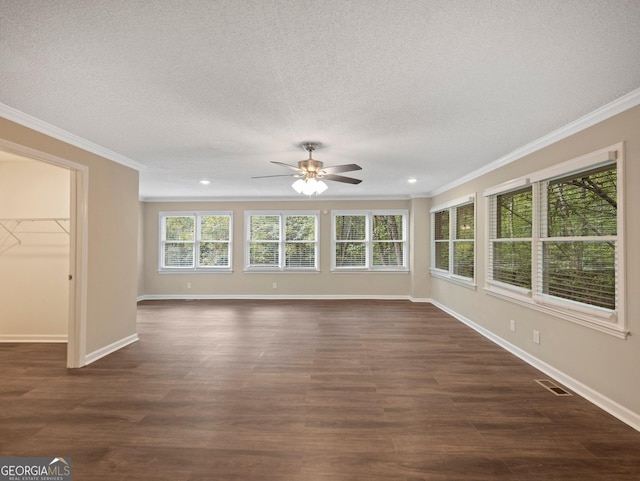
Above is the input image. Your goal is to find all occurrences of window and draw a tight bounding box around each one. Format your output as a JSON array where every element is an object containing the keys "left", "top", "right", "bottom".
[
  {"left": 245, "top": 211, "right": 318, "bottom": 270},
  {"left": 430, "top": 195, "right": 476, "bottom": 285},
  {"left": 433, "top": 210, "right": 449, "bottom": 271},
  {"left": 159, "top": 212, "right": 232, "bottom": 271},
  {"left": 333, "top": 210, "right": 408, "bottom": 270},
  {"left": 490, "top": 187, "right": 532, "bottom": 290},
  {"left": 541, "top": 165, "right": 617, "bottom": 309},
  {"left": 485, "top": 144, "right": 625, "bottom": 337}
]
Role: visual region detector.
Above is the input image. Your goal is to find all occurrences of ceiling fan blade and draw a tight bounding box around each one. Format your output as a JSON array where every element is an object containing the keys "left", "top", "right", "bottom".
[
  {"left": 323, "top": 174, "right": 362, "bottom": 185},
  {"left": 271, "top": 161, "right": 303, "bottom": 172},
  {"left": 252, "top": 174, "right": 299, "bottom": 179},
  {"left": 321, "top": 164, "right": 362, "bottom": 174}
]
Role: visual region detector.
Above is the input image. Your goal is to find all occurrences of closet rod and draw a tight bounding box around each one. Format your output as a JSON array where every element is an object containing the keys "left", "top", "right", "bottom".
[
  {"left": 0, "top": 218, "right": 71, "bottom": 254},
  {"left": 0, "top": 218, "right": 70, "bottom": 234}
]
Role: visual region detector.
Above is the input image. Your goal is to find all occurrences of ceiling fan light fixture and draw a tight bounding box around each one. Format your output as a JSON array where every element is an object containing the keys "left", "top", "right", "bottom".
[
  {"left": 316, "top": 180, "right": 328, "bottom": 194},
  {"left": 292, "top": 178, "right": 306, "bottom": 193},
  {"left": 302, "top": 178, "right": 318, "bottom": 195},
  {"left": 292, "top": 177, "right": 329, "bottom": 196}
]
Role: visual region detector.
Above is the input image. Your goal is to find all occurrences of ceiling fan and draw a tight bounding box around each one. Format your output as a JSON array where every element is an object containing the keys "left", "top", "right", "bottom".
[{"left": 252, "top": 142, "right": 362, "bottom": 195}]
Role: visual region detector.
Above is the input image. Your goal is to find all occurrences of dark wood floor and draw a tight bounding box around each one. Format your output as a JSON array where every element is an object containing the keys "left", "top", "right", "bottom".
[{"left": 1, "top": 300, "right": 639, "bottom": 480}]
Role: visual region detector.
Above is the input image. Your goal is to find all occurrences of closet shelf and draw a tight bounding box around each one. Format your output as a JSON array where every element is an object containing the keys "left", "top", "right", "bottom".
[{"left": 0, "top": 218, "right": 70, "bottom": 254}]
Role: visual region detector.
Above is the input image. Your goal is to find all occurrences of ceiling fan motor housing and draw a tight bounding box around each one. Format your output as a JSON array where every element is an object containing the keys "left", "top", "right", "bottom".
[{"left": 299, "top": 159, "right": 324, "bottom": 178}]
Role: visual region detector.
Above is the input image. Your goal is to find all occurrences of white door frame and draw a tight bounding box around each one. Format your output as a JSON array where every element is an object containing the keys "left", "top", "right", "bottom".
[{"left": 0, "top": 139, "right": 88, "bottom": 368}]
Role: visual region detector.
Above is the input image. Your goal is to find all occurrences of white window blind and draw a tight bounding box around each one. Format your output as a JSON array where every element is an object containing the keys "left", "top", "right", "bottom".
[
  {"left": 433, "top": 210, "right": 449, "bottom": 271},
  {"left": 484, "top": 143, "right": 625, "bottom": 337},
  {"left": 246, "top": 211, "right": 318, "bottom": 270},
  {"left": 333, "top": 210, "right": 408, "bottom": 270},
  {"left": 488, "top": 187, "right": 532, "bottom": 290},
  {"left": 453, "top": 203, "right": 474, "bottom": 278},
  {"left": 430, "top": 196, "right": 475, "bottom": 284},
  {"left": 372, "top": 214, "right": 405, "bottom": 267},
  {"left": 334, "top": 214, "right": 367, "bottom": 268},
  {"left": 538, "top": 165, "right": 617, "bottom": 310},
  {"left": 332, "top": 210, "right": 408, "bottom": 271},
  {"left": 160, "top": 212, "right": 232, "bottom": 271},
  {"left": 163, "top": 215, "right": 195, "bottom": 267},
  {"left": 285, "top": 215, "right": 317, "bottom": 268},
  {"left": 249, "top": 215, "right": 280, "bottom": 267},
  {"left": 199, "top": 215, "right": 232, "bottom": 267}
]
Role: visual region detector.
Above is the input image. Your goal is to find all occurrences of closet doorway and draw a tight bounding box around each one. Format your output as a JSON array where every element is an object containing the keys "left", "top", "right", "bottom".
[{"left": 0, "top": 140, "right": 88, "bottom": 368}]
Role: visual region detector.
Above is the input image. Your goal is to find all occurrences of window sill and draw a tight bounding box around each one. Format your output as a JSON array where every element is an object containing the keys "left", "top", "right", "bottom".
[
  {"left": 331, "top": 268, "right": 409, "bottom": 274},
  {"left": 430, "top": 269, "right": 476, "bottom": 290},
  {"left": 244, "top": 269, "right": 320, "bottom": 274},
  {"left": 484, "top": 285, "right": 628, "bottom": 339},
  {"left": 158, "top": 268, "right": 233, "bottom": 274}
]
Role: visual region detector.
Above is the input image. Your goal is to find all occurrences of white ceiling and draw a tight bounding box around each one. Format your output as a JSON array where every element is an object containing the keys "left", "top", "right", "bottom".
[{"left": 2, "top": 1, "right": 640, "bottom": 200}]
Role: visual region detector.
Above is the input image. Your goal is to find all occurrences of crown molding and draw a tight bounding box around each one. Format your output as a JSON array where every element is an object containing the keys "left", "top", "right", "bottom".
[
  {"left": 139, "top": 194, "right": 417, "bottom": 203},
  {"left": 428, "top": 87, "right": 640, "bottom": 197},
  {"left": 0, "top": 102, "right": 145, "bottom": 171}
]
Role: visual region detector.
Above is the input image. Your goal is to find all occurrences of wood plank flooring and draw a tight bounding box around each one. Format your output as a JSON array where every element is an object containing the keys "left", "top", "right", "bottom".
[{"left": 1, "top": 299, "right": 639, "bottom": 480}]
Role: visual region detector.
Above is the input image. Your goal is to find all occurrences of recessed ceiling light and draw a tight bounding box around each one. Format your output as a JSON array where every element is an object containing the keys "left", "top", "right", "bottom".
[
  {"left": 408, "top": 178, "right": 417, "bottom": 184},
  {"left": 199, "top": 179, "right": 211, "bottom": 185}
]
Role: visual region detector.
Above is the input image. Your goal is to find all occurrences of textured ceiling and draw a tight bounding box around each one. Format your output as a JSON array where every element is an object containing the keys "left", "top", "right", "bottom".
[{"left": 1, "top": 0, "right": 640, "bottom": 200}]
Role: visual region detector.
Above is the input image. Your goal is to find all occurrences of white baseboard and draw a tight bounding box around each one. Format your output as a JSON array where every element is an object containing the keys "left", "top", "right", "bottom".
[
  {"left": 0, "top": 334, "right": 68, "bottom": 343},
  {"left": 409, "top": 297, "right": 432, "bottom": 303},
  {"left": 138, "top": 294, "right": 414, "bottom": 302},
  {"left": 431, "top": 300, "right": 640, "bottom": 433},
  {"left": 84, "top": 333, "right": 139, "bottom": 366}
]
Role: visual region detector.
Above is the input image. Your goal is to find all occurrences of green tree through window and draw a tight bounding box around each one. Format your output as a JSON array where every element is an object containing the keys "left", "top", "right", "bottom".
[
  {"left": 543, "top": 165, "right": 617, "bottom": 309},
  {"left": 334, "top": 211, "right": 407, "bottom": 270},
  {"left": 247, "top": 212, "right": 318, "bottom": 269},
  {"left": 164, "top": 216, "right": 195, "bottom": 267},
  {"left": 492, "top": 187, "right": 532, "bottom": 289},
  {"left": 487, "top": 158, "right": 619, "bottom": 315},
  {"left": 161, "top": 213, "right": 231, "bottom": 270},
  {"left": 431, "top": 198, "right": 475, "bottom": 282},
  {"left": 335, "top": 215, "right": 366, "bottom": 267}
]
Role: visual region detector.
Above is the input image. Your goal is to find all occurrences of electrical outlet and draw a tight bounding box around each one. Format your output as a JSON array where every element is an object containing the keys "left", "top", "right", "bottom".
[
  {"left": 187, "top": 282, "right": 192, "bottom": 289},
  {"left": 533, "top": 330, "right": 540, "bottom": 344},
  {"left": 510, "top": 320, "right": 516, "bottom": 332},
  {"left": 272, "top": 282, "right": 277, "bottom": 289}
]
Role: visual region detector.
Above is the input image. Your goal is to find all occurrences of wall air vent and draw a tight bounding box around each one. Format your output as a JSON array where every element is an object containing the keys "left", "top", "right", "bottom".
[{"left": 535, "top": 379, "right": 572, "bottom": 396}]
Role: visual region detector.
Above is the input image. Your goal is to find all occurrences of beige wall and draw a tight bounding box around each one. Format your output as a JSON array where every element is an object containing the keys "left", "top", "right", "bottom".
[
  {"left": 409, "top": 197, "right": 431, "bottom": 300},
  {"left": 142, "top": 199, "right": 431, "bottom": 299},
  {"left": 0, "top": 118, "right": 139, "bottom": 356},
  {"left": 137, "top": 201, "right": 145, "bottom": 298},
  {"left": 429, "top": 105, "right": 640, "bottom": 418},
  {"left": 0, "top": 159, "right": 69, "bottom": 338}
]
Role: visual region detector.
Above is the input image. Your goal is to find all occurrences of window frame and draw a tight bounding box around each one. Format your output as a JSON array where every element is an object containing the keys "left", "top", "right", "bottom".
[
  {"left": 331, "top": 209, "right": 409, "bottom": 272},
  {"left": 158, "top": 211, "right": 233, "bottom": 273},
  {"left": 430, "top": 194, "right": 477, "bottom": 288},
  {"left": 487, "top": 185, "right": 533, "bottom": 295},
  {"left": 484, "top": 143, "right": 626, "bottom": 338},
  {"left": 244, "top": 210, "right": 320, "bottom": 272}
]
